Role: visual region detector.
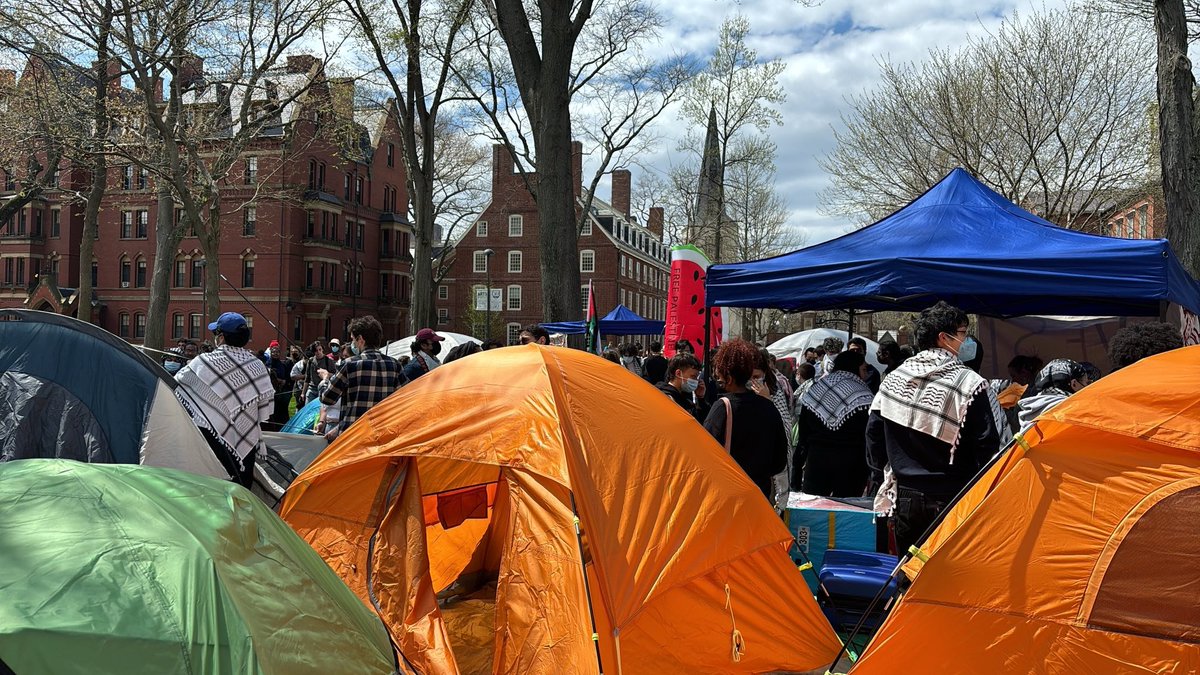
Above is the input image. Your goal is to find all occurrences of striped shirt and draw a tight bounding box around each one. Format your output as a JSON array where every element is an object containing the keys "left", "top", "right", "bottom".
[{"left": 320, "top": 349, "right": 406, "bottom": 430}]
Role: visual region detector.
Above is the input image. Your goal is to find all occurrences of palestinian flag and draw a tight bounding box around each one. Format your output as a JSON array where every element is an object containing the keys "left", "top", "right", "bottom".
[{"left": 584, "top": 279, "right": 600, "bottom": 354}]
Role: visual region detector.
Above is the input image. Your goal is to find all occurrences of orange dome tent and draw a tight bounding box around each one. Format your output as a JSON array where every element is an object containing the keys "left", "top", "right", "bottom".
[
  {"left": 851, "top": 346, "right": 1200, "bottom": 674},
  {"left": 280, "top": 345, "right": 840, "bottom": 675}
]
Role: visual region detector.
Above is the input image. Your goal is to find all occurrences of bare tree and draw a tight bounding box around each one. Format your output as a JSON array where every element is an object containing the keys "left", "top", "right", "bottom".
[
  {"left": 467, "top": 0, "right": 688, "bottom": 321},
  {"left": 343, "top": 0, "right": 473, "bottom": 331},
  {"left": 0, "top": 0, "right": 124, "bottom": 323},
  {"left": 1154, "top": 0, "right": 1200, "bottom": 277},
  {"left": 429, "top": 116, "right": 489, "bottom": 284},
  {"left": 109, "top": 0, "right": 337, "bottom": 349},
  {"left": 821, "top": 7, "right": 1154, "bottom": 231}
]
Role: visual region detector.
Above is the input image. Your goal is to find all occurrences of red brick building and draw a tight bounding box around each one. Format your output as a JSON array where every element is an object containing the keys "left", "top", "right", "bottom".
[
  {"left": 438, "top": 144, "right": 669, "bottom": 346},
  {"left": 1105, "top": 193, "right": 1162, "bottom": 240},
  {"left": 0, "top": 55, "right": 412, "bottom": 346}
]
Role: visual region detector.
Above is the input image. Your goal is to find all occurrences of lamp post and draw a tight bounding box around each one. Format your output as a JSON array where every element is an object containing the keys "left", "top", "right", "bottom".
[{"left": 483, "top": 248, "right": 494, "bottom": 341}]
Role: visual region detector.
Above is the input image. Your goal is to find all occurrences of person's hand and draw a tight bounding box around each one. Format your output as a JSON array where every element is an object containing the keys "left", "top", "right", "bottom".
[
  {"left": 317, "top": 368, "right": 330, "bottom": 380},
  {"left": 695, "top": 379, "right": 706, "bottom": 398},
  {"left": 750, "top": 378, "right": 770, "bottom": 399}
]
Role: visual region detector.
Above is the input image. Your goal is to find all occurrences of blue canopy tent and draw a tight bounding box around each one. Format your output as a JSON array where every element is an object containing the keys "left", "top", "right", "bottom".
[
  {"left": 542, "top": 304, "right": 665, "bottom": 335},
  {"left": 705, "top": 168, "right": 1200, "bottom": 317}
]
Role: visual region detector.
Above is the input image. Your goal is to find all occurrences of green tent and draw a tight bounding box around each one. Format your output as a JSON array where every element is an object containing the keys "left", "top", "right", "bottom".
[{"left": 0, "top": 460, "right": 400, "bottom": 674}]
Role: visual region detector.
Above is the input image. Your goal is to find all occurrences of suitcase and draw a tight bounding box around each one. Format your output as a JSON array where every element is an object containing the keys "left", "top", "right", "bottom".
[{"left": 817, "top": 549, "right": 900, "bottom": 631}]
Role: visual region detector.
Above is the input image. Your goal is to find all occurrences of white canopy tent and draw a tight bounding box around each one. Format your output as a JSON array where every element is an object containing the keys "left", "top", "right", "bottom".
[
  {"left": 767, "top": 328, "right": 887, "bottom": 373},
  {"left": 381, "top": 331, "right": 481, "bottom": 360}
]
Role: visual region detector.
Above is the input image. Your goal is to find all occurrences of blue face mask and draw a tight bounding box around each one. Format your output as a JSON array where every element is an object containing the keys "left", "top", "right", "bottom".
[
  {"left": 331, "top": 345, "right": 340, "bottom": 354},
  {"left": 164, "top": 361, "right": 182, "bottom": 374},
  {"left": 681, "top": 377, "right": 699, "bottom": 393},
  {"left": 957, "top": 337, "right": 978, "bottom": 363},
  {"left": 350, "top": 342, "right": 361, "bottom": 356}
]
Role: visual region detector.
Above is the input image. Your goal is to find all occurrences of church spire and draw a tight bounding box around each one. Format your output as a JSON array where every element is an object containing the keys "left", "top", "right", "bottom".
[{"left": 690, "top": 104, "right": 729, "bottom": 261}]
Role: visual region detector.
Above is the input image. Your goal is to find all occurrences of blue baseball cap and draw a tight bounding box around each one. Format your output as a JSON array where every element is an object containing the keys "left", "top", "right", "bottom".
[{"left": 207, "top": 312, "right": 248, "bottom": 333}]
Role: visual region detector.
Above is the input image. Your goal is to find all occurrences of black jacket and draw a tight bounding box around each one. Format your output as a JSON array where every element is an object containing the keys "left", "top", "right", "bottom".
[
  {"left": 865, "top": 389, "right": 999, "bottom": 498},
  {"left": 642, "top": 354, "right": 668, "bottom": 385},
  {"left": 703, "top": 392, "right": 788, "bottom": 496},
  {"left": 656, "top": 381, "right": 710, "bottom": 423},
  {"left": 794, "top": 406, "right": 870, "bottom": 497}
]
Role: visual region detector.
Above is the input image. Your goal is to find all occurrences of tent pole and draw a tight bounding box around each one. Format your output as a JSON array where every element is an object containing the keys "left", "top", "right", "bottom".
[
  {"left": 847, "top": 309, "right": 855, "bottom": 343},
  {"left": 703, "top": 304, "right": 712, "bottom": 372},
  {"left": 570, "top": 491, "right": 605, "bottom": 674}
]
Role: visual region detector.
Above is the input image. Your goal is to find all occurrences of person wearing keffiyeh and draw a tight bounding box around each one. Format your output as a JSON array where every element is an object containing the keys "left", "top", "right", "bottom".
[
  {"left": 794, "top": 350, "right": 875, "bottom": 497},
  {"left": 865, "top": 302, "right": 1000, "bottom": 558},
  {"left": 1015, "top": 358, "right": 1090, "bottom": 431},
  {"left": 174, "top": 312, "right": 274, "bottom": 487}
]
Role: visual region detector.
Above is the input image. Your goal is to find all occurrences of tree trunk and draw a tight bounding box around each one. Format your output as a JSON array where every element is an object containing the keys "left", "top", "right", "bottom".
[
  {"left": 1154, "top": 0, "right": 1199, "bottom": 277},
  {"left": 77, "top": 10, "right": 112, "bottom": 324},
  {"left": 202, "top": 204, "right": 222, "bottom": 321},
  {"left": 409, "top": 161, "right": 437, "bottom": 331},
  {"left": 533, "top": 89, "right": 581, "bottom": 322},
  {"left": 145, "top": 186, "right": 182, "bottom": 351}
]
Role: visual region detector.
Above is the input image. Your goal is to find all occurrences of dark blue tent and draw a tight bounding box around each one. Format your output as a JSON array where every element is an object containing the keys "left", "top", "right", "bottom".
[
  {"left": 542, "top": 304, "right": 665, "bottom": 335},
  {"left": 706, "top": 169, "right": 1200, "bottom": 317}
]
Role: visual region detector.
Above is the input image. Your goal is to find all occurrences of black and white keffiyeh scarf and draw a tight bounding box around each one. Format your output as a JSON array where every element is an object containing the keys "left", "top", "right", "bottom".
[
  {"left": 871, "top": 347, "right": 988, "bottom": 463},
  {"left": 1031, "top": 359, "right": 1085, "bottom": 398},
  {"left": 800, "top": 370, "right": 874, "bottom": 430},
  {"left": 175, "top": 345, "right": 273, "bottom": 459}
]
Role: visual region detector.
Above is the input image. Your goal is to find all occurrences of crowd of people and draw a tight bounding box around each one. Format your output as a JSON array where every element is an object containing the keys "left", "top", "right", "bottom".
[
  {"left": 636, "top": 302, "right": 1187, "bottom": 557},
  {"left": 161, "top": 303, "right": 1187, "bottom": 557}
]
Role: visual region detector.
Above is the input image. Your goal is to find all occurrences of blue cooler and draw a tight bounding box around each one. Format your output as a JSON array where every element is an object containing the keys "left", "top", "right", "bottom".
[
  {"left": 785, "top": 494, "right": 877, "bottom": 593},
  {"left": 817, "top": 549, "right": 900, "bottom": 631}
]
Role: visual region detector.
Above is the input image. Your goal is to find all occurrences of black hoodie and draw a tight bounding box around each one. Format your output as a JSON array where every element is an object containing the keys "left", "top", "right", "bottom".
[{"left": 656, "top": 381, "right": 710, "bottom": 423}]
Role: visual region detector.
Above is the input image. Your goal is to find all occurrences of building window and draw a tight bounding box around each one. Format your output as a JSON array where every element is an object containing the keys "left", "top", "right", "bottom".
[
  {"left": 191, "top": 259, "right": 203, "bottom": 287},
  {"left": 381, "top": 229, "right": 391, "bottom": 255},
  {"left": 134, "top": 313, "right": 146, "bottom": 338},
  {"left": 331, "top": 214, "right": 339, "bottom": 243},
  {"left": 508, "top": 250, "right": 522, "bottom": 273},
  {"left": 120, "top": 211, "right": 133, "bottom": 238},
  {"left": 508, "top": 214, "right": 523, "bottom": 237},
  {"left": 473, "top": 250, "right": 488, "bottom": 273},
  {"left": 318, "top": 162, "right": 326, "bottom": 190},
  {"left": 308, "top": 159, "right": 317, "bottom": 189},
  {"left": 135, "top": 258, "right": 147, "bottom": 287},
  {"left": 243, "top": 207, "right": 256, "bottom": 236},
  {"left": 242, "top": 258, "right": 255, "bottom": 288},
  {"left": 244, "top": 156, "right": 258, "bottom": 184},
  {"left": 507, "top": 284, "right": 521, "bottom": 311},
  {"left": 619, "top": 288, "right": 625, "bottom": 306},
  {"left": 580, "top": 285, "right": 589, "bottom": 312},
  {"left": 356, "top": 223, "right": 364, "bottom": 251},
  {"left": 189, "top": 313, "right": 201, "bottom": 339},
  {"left": 580, "top": 249, "right": 595, "bottom": 274},
  {"left": 118, "top": 312, "right": 130, "bottom": 338},
  {"left": 173, "top": 260, "right": 185, "bottom": 288},
  {"left": 380, "top": 273, "right": 390, "bottom": 299},
  {"left": 50, "top": 209, "right": 60, "bottom": 238},
  {"left": 1138, "top": 205, "right": 1149, "bottom": 238},
  {"left": 476, "top": 221, "right": 487, "bottom": 237},
  {"left": 581, "top": 219, "right": 592, "bottom": 236},
  {"left": 344, "top": 173, "right": 351, "bottom": 200},
  {"left": 31, "top": 210, "right": 41, "bottom": 236},
  {"left": 120, "top": 258, "right": 131, "bottom": 286},
  {"left": 344, "top": 219, "right": 353, "bottom": 247},
  {"left": 15, "top": 258, "right": 24, "bottom": 284},
  {"left": 172, "top": 313, "right": 184, "bottom": 339},
  {"left": 387, "top": 142, "right": 395, "bottom": 167},
  {"left": 122, "top": 165, "right": 133, "bottom": 190},
  {"left": 136, "top": 210, "right": 148, "bottom": 238},
  {"left": 306, "top": 211, "right": 315, "bottom": 238},
  {"left": 506, "top": 323, "right": 522, "bottom": 346},
  {"left": 305, "top": 262, "right": 314, "bottom": 288},
  {"left": 355, "top": 177, "right": 363, "bottom": 204},
  {"left": 621, "top": 255, "right": 627, "bottom": 277},
  {"left": 2, "top": 258, "right": 10, "bottom": 285},
  {"left": 90, "top": 261, "right": 97, "bottom": 287},
  {"left": 137, "top": 167, "right": 148, "bottom": 190},
  {"left": 438, "top": 308, "right": 449, "bottom": 325},
  {"left": 438, "top": 285, "right": 448, "bottom": 300}
]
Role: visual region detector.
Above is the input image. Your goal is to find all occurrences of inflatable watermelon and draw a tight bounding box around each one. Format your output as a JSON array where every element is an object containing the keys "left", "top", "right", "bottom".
[{"left": 664, "top": 244, "right": 723, "bottom": 358}]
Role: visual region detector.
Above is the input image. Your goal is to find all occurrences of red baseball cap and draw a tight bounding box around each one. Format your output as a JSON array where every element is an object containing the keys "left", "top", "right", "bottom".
[{"left": 415, "top": 328, "right": 444, "bottom": 342}]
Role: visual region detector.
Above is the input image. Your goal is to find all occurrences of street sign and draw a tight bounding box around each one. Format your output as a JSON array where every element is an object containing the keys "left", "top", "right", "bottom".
[{"left": 475, "top": 288, "right": 504, "bottom": 312}]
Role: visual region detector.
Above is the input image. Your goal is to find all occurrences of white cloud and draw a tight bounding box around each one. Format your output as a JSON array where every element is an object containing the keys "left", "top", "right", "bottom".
[{"left": 631, "top": 0, "right": 1071, "bottom": 249}]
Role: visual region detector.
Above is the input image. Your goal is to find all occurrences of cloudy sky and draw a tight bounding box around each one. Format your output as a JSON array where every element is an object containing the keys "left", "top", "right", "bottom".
[{"left": 608, "top": 0, "right": 1071, "bottom": 246}]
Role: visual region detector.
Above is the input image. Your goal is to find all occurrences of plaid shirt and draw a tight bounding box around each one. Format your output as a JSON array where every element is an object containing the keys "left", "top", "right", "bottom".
[{"left": 320, "top": 349, "right": 406, "bottom": 430}]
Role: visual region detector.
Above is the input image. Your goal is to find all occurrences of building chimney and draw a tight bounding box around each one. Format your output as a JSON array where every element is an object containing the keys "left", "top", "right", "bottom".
[
  {"left": 648, "top": 206, "right": 664, "bottom": 238},
  {"left": 177, "top": 55, "right": 205, "bottom": 92},
  {"left": 287, "top": 54, "right": 320, "bottom": 75},
  {"left": 571, "top": 140, "right": 583, "bottom": 200},
  {"left": 0, "top": 70, "right": 15, "bottom": 88},
  {"left": 329, "top": 77, "right": 355, "bottom": 122},
  {"left": 492, "top": 143, "right": 513, "bottom": 188},
  {"left": 611, "top": 168, "right": 631, "bottom": 218}
]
